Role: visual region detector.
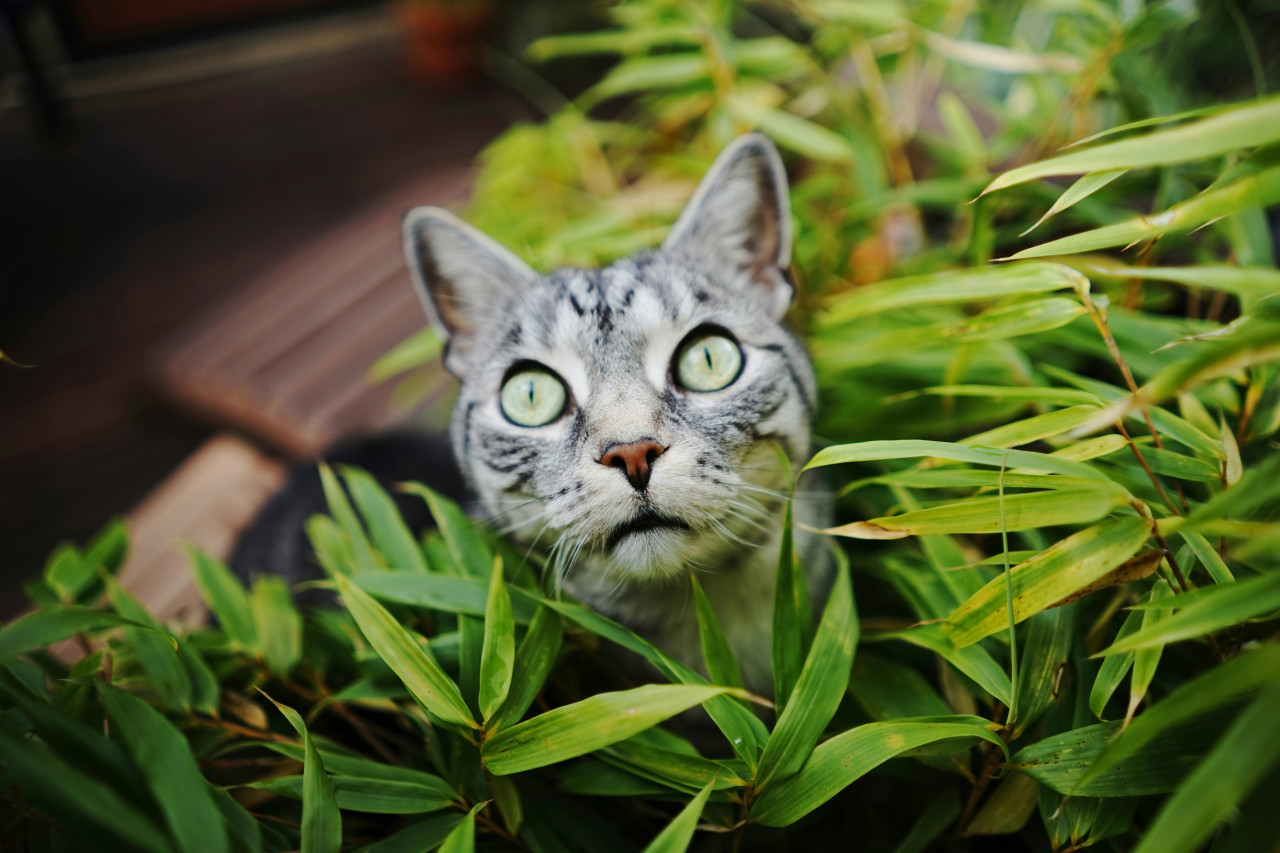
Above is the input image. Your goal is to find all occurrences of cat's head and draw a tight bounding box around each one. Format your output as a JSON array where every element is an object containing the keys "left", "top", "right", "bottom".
[{"left": 403, "top": 135, "right": 815, "bottom": 586}]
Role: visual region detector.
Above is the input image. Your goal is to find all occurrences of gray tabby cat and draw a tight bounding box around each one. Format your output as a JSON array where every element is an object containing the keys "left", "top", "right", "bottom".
[{"left": 402, "top": 135, "right": 832, "bottom": 691}]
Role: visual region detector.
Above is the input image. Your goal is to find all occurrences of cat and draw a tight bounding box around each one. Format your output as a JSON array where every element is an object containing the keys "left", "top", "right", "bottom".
[{"left": 400, "top": 134, "right": 833, "bottom": 691}]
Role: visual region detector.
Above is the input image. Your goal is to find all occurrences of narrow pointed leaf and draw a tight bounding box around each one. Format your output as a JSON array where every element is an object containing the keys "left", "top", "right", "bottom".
[
  {"left": 1011, "top": 605, "right": 1073, "bottom": 737},
  {"left": 871, "top": 625, "right": 1012, "bottom": 705},
  {"left": 264, "top": 694, "right": 342, "bottom": 853},
  {"left": 752, "top": 718, "right": 1006, "bottom": 826},
  {"left": 1072, "top": 644, "right": 1280, "bottom": 794},
  {"left": 188, "top": 548, "right": 258, "bottom": 650},
  {"left": 318, "top": 463, "right": 381, "bottom": 573},
  {"left": 982, "top": 96, "right": 1280, "bottom": 194},
  {"left": 250, "top": 775, "right": 455, "bottom": 814},
  {"left": 342, "top": 466, "right": 428, "bottom": 573},
  {"left": 771, "top": 498, "right": 801, "bottom": 710},
  {"left": 402, "top": 483, "right": 491, "bottom": 577},
  {"left": 95, "top": 683, "right": 228, "bottom": 853},
  {"left": 805, "top": 438, "right": 1120, "bottom": 483},
  {"left": 0, "top": 729, "right": 172, "bottom": 853},
  {"left": 0, "top": 607, "right": 162, "bottom": 660},
  {"left": 488, "top": 604, "right": 562, "bottom": 732},
  {"left": 1097, "top": 572, "right": 1280, "bottom": 656},
  {"left": 1089, "top": 606, "right": 1143, "bottom": 719},
  {"left": 820, "top": 262, "right": 1086, "bottom": 324},
  {"left": 335, "top": 572, "right": 477, "bottom": 730},
  {"left": 691, "top": 573, "right": 744, "bottom": 690},
  {"left": 479, "top": 558, "right": 515, "bottom": 722},
  {"left": 641, "top": 778, "right": 715, "bottom": 853},
  {"left": 1021, "top": 169, "right": 1127, "bottom": 235},
  {"left": 944, "top": 517, "right": 1150, "bottom": 646},
  {"left": 482, "top": 684, "right": 736, "bottom": 775},
  {"left": 1133, "top": 683, "right": 1280, "bottom": 853},
  {"left": 1008, "top": 165, "right": 1280, "bottom": 259},
  {"left": 757, "top": 561, "right": 857, "bottom": 787},
  {"left": 250, "top": 575, "right": 302, "bottom": 676}
]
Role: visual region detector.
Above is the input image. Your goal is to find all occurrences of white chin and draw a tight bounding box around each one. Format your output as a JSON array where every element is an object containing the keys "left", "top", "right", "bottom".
[{"left": 607, "top": 528, "right": 695, "bottom": 582}]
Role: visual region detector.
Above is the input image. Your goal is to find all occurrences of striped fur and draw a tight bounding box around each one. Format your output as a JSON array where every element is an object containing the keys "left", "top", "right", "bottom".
[{"left": 404, "top": 135, "right": 832, "bottom": 690}]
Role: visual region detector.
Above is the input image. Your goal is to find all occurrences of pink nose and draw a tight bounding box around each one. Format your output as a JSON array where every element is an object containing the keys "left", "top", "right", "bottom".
[{"left": 599, "top": 439, "right": 667, "bottom": 492}]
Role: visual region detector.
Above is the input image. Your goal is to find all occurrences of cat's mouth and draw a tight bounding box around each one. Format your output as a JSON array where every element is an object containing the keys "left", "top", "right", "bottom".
[{"left": 605, "top": 510, "right": 692, "bottom": 550}]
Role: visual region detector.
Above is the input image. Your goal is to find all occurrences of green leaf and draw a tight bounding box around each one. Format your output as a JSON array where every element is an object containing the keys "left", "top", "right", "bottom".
[
  {"left": 1011, "top": 605, "right": 1073, "bottom": 737},
  {"left": 263, "top": 693, "right": 342, "bottom": 853},
  {"left": 354, "top": 572, "right": 536, "bottom": 621},
  {"left": 0, "top": 728, "right": 172, "bottom": 853},
  {"left": 820, "top": 262, "right": 1086, "bottom": 324},
  {"left": 602, "top": 739, "right": 745, "bottom": 793},
  {"left": 334, "top": 572, "right": 477, "bottom": 730},
  {"left": 757, "top": 560, "right": 857, "bottom": 788},
  {"left": 479, "top": 557, "right": 515, "bottom": 723},
  {"left": 1015, "top": 711, "right": 1231, "bottom": 797},
  {"left": 690, "top": 572, "right": 744, "bottom": 691},
  {"left": 0, "top": 667, "right": 147, "bottom": 795},
  {"left": 751, "top": 717, "right": 1006, "bottom": 826},
  {"left": 869, "top": 625, "right": 1012, "bottom": 706},
  {"left": 982, "top": 96, "right": 1280, "bottom": 195},
  {"left": 1089, "top": 606, "right": 1143, "bottom": 719},
  {"left": 1097, "top": 572, "right": 1280, "bottom": 656},
  {"left": 1008, "top": 164, "right": 1280, "bottom": 259},
  {"left": 318, "top": 463, "right": 382, "bottom": 573},
  {"left": 1178, "top": 531, "right": 1234, "bottom": 584},
  {"left": 640, "top": 778, "right": 715, "bottom": 853},
  {"left": 438, "top": 802, "right": 486, "bottom": 853},
  {"left": 1133, "top": 683, "right": 1280, "bottom": 853},
  {"left": 805, "top": 438, "right": 1120, "bottom": 483},
  {"left": 104, "top": 573, "right": 192, "bottom": 711},
  {"left": 250, "top": 775, "right": 455, "bottom": 814},
  {"left": 188, "top": 548, "right": 258, "bottom": 650},
  {"left": 771, "top": 498, "right": 802, "bottom": 710},
  {"left": 815, "top": 298, "right": 1088, "bottom": 369},
  {"left": 541, "top": 598, "right": 769, "bottom": 766},
  {"left": 582, "top": 53, "right": 710, "bottom": 104},
  {"left": 342, "top": 466, "right": 429, "bottom": 573},
  {"left": 1126, "top": 579, "right": 1172, "bottom": 722},
  {"left": 368, "top": 327, "right": 442, "bottom": 383},
  {"left": 482, "top": 684, "right": 736, "bottom": 775},
  {"left": 943, "top": 517, "right": 1151, "bottom": 646},
  {"left": 95, "top": 683, "right": 229, "bottom": 853},
  {"left": 965, "top": 772, "right": 1039, "bottom": 836},
  {"left": 402, "top": 483, "right": 492, "bottom": 577},
  {"left": 1071, "top": 644, "right": 1280, "bottom": 794},
  {"left": 826, "top": 486, "right": 1128, "bottom": 540},
  {"left": 1021, "top": 169, "right": 1127, "bottom": 235},
  {"left": 250, "top": 575, "right": 302, "bottom": 676},
  {"left": 261, "top": 743, "right": 457, "bottom": 795},
  {"left": 352, "top": 813, "right": 463, "bottom": 853},
  {"left": 726, "top": 96, "right": 854, "bottom": 162},
  {"left": 848, "top": 653, "right": 952, "bottom": 720},
  {"left": 0, "top": 607, "right": 162, "bottom": 660},
  {"left": 488, "top": 604, "right": 562, "bottom": 732},
  {"left": 526, "top": 26, "right": 701, "bottom": 61}
]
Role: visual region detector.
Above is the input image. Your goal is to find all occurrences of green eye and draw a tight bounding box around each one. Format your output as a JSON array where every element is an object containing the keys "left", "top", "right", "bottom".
[
  {"left": 675, "top": 332, "right": 743, "bottom": 392},
  {"left": 500, "top": 367, "right": 567, "bottom": 427}
]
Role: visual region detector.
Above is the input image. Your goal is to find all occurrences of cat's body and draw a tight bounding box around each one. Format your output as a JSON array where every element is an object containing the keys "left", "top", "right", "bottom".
[{"left": 236, "top": 135, "right": 832, "bottom": 692}]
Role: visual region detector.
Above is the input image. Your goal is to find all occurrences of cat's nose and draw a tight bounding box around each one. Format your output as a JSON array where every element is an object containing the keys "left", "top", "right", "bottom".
[{"left": 599, "top": 439, "right": 666, "bottom": 492}]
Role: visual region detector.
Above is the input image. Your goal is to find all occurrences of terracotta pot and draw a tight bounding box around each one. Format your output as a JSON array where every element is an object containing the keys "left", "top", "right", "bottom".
[{"left": 395, "top": 0, "right": 496, "bottom": 88}]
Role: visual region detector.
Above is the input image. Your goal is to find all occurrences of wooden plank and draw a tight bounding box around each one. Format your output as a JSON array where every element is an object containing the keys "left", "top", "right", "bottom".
[
  {"left": 119, "top": 433, "right": 284, "bottom": 624},
  {"left": 153, "top": 164, "right": 472, "bottom": 455}
]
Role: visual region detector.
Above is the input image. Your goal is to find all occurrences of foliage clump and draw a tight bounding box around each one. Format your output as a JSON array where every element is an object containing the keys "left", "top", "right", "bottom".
[{"left": 5, "top": 1, "right": 1280, "bottom": 851}]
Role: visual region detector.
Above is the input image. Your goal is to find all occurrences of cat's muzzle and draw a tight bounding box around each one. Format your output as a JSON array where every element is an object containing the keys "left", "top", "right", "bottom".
[{"left": 605, "top": 508, "right": 691, "bottom": 550}]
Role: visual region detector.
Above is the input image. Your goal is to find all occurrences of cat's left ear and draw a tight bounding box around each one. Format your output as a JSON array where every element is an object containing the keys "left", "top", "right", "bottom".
[
  {"left": 403, "top": 206, "right": 537, "bottom": 373},
  {"left": 662, "top": 133, "right": 793, "bottom": 319}
]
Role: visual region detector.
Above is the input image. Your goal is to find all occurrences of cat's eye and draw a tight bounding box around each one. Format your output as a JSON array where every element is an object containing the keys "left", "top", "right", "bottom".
[
  {"left": 675, "top": 331, "right": 743, "bottom": 392},
  {"left": 500, "top": 366, "right": 568, "bottom": 427}
]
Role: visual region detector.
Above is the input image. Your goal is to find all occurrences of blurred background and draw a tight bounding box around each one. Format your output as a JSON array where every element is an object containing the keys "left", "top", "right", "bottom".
[
  {"left": 2, "top": 0, "right": 1277, "bottom": 619},
  {"left": 0, "top": 0, "right": 599, "bottom": 614}
]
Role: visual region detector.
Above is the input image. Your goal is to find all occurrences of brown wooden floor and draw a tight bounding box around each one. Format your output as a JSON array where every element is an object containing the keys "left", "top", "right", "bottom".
[{"left": 0, "top": 36, "right": 512, "bottom": 613}]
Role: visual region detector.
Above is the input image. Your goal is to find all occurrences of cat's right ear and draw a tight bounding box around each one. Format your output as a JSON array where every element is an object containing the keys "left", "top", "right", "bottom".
[{"left": 403, "top": 206, "right": 536, "bottom": 372}]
